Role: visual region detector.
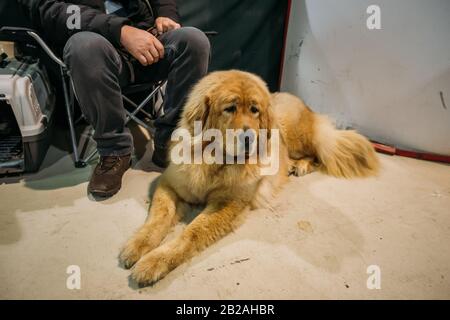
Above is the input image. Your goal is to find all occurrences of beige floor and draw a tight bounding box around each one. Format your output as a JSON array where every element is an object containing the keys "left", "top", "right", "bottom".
[{"left": 1, "top": 130, "right": 449, "bottom": 299}]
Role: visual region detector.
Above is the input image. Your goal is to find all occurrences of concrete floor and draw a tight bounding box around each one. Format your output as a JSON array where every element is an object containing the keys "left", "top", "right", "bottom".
[{"left": 1, "top": 127, "right": 449, "bottom": 299}]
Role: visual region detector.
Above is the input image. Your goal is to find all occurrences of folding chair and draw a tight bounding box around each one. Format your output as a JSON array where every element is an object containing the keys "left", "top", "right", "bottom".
[
  {"left": 0, "top": 26, "right": 165, "bottom": 168},
  {"left": 0, "top": 27, "right": 216, "bottom": 169}
]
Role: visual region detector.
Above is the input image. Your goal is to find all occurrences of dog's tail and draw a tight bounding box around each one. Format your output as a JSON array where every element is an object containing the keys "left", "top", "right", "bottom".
[{"left": 312, "top": 114, "right": 379, "bottom": 178}]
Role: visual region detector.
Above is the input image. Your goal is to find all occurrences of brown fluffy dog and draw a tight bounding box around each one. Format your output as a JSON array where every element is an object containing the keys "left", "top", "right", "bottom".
[{"left": 119, "top": 70, "right": 379, "bottom": 285}]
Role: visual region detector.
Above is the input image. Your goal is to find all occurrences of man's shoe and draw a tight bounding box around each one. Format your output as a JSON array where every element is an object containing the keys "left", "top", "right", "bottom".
[
  {"left": 88, "top": 154, "right": 131, "bottom": 197},
  {"left": 151, "top": 144, "right": 169, "bottom": 168}
]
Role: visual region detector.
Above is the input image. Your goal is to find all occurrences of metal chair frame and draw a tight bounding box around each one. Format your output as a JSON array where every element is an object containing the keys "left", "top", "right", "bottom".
[{"left": 0, "top": 26, "right": 165, "bottom": 168}]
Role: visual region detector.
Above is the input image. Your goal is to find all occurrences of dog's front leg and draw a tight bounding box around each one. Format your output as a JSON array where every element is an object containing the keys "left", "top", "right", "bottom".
[
  {"left": 119, "top": 181, "right": 182, "bottom": 269},
  {"left": 131, "top": 200, "right": 247, "bottom": 286}
]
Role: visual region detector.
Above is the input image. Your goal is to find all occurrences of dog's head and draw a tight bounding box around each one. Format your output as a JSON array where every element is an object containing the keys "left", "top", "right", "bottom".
[{"left": 180, "top": 70, "right": 273, "bottom": 159}]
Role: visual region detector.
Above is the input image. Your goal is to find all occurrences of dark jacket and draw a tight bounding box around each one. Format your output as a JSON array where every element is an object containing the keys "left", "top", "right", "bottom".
[{"left": 17, "top": 0, "right": 179, "bottom": 49}]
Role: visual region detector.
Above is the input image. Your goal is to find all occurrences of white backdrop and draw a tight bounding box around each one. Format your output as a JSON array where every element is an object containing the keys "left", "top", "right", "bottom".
[{"left": 280, "top": 0, "right": 450, "bottom": 155}]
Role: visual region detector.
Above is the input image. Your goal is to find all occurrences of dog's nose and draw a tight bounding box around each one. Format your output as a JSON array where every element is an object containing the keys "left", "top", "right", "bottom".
[{"left": 239, "top": 129, "right": 255, "bottom": 152}]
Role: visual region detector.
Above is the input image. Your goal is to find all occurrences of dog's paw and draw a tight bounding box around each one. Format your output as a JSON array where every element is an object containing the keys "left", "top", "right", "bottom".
[
  {"left": 289, "top": 159, "right": 317, "bottom": 177},
  {"left": 288, "top": 165, "right": 299, "bottom": 177},
  {"left": 119, "top": 236, "right": 153, "bottom": 269},
  {"left": 130, "top": 249, "right": 172, "bottom": 286}
]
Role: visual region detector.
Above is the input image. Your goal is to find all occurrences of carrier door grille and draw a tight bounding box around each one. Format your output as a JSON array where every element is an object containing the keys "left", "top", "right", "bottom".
[{"left": 0, "top": 99, "right": 24, "bottom": 174}]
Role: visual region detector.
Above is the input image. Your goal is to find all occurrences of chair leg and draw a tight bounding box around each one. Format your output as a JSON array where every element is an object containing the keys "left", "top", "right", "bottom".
[
  {"left": 125, "top": 85, "right": 160, "bottom": 122},
  {"left": 122, "top": 85, "right": 161, "bottom": 137},
  {"left": 83, "top": 148, "right": 99, "bottom": 163},
  {"left": 122, "top": 95, "right": 153, "bottom": 120},
  {"left": 155, "top": 81, "right": 166, "bottom": 117},
  {"left": 66, "top": 81, "right": 165, "bottom": 166},
  {"left": 61, "top": 67, "right": 87, "bottom": 168}
]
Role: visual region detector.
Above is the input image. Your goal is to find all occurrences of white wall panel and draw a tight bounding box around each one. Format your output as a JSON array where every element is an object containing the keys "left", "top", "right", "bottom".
[{"left": 281, "top": 0, "right": 450, "bottom": 155}]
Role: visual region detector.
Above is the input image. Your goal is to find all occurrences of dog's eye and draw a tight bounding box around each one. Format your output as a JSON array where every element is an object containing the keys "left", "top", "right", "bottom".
[
  {"left": 224, "top": 105, "right": 237, "bottom": 113},
  {"left": 250, "top": 106, "right": 259, "bottom": 114}
]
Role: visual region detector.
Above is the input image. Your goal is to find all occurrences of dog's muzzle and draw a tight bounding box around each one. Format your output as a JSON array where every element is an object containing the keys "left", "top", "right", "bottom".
[{"left": 238, "top": 130, "right": 257, "bottom": 157}]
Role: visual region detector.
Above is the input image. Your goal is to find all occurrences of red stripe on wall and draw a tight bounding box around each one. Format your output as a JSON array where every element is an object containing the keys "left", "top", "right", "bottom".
[{"left": 372, "top": 142, "right": 450, "bottom": 164}]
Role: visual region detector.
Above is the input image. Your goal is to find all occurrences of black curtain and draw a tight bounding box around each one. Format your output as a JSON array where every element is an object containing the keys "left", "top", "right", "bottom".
[
  {"left": 178, "top": 0, "right": 288, "bottom": 91},
  {"left": 0, "top": 0, "right": 288, "bottom": 91},
  {"left": 0, "top": 1, "right": 31, "bottom": 28}
]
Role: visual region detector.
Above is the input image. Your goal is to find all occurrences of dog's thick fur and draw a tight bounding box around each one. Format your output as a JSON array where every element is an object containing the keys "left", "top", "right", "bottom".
[{"left": 119, "top": 70, "right": 379, "bottom": 285}]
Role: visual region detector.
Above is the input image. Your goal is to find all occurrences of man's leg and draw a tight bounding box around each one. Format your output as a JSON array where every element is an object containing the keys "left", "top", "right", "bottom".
[
  {"left": 132, "top": 27, "right": 210, "bottom": 167},
  {"left": 63, "top": 31, "right": 132, "bottom": 197}
]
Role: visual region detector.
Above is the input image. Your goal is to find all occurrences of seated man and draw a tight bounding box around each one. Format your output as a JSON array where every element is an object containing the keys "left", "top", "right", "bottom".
[{"left": 19, "top": 0, "right": 210, "bottom": 197}]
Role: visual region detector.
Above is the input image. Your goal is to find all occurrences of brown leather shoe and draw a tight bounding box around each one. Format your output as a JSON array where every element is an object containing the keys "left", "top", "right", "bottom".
[{"left": 88, "top": 154, "right": 131, "bottom": 197}]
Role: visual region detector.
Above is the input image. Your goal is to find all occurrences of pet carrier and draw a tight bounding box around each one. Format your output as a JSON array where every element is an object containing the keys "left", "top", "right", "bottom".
[{"left": 0, "top": 51, "right": 55, "bottom": 174}]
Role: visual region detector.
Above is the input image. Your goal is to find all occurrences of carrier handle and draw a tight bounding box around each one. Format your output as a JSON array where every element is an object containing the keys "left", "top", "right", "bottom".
[{"left": 0, "top": 27, "right": 66, "bottom": 69}]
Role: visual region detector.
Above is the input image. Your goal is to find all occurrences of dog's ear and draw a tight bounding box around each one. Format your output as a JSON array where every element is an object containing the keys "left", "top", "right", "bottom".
[
  {"left": 259, "top": 102, "right": 274, "bottom": 139},
  {"left": 183, "top": 93, "right": 211, "bottom": 130},
  {"left": 202, "top": 96, "right": 211, "bottom": 128}
]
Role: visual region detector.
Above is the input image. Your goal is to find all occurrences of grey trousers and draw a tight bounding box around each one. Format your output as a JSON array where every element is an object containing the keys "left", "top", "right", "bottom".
[{"left": 63, "top": 27, "right": 210, "bottom": 156}]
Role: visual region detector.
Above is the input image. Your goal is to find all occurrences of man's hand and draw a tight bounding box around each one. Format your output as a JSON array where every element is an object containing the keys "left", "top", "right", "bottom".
[
  {"left": 155, "top": 17, "right": 181, "bottom": 34},
  {"left": 120, "top": 25, "right": 164, "bottom": 66}
]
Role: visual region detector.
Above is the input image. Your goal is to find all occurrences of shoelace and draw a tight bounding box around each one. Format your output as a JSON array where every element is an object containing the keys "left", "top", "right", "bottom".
[{"left": 98, "top": 156, "right": 121, "bottom": 173}]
